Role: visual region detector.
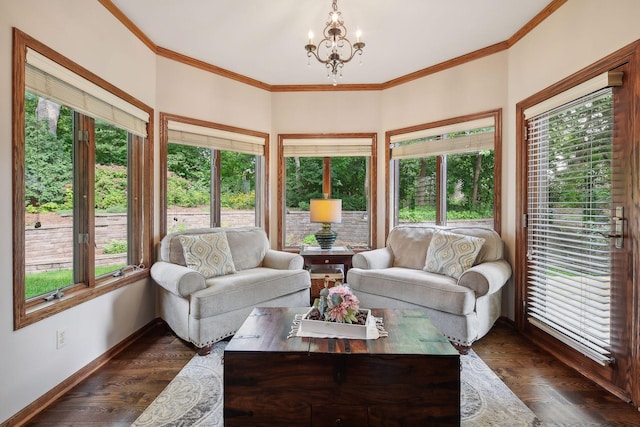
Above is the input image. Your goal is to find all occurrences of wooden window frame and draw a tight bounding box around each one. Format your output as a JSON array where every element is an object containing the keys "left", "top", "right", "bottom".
[
  {"left": 277, "top": 133, "right": 378, "bottom": 251},
  {"left": 12, "top": 29, "right": 154, "bottom": 329},
  {"left": 158, "top": 112, "right": 269, "bottom": 238},
  {"left": 385, "top": 109, "right": 502, "bottom": 240}
]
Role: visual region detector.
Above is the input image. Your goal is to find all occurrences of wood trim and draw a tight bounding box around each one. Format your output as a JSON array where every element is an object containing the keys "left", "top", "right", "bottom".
[
  {"left": 271, "top": 83, "right": 383, "bottom": 92},
  {"left": 492, "top": 109, "right": 502, "bottom": 236},
  {"left": 381, "top": 41, "right": 509, "bottom": 90},
  {"left": 159, "top": 114, "right": 169, "bottom": 237},
  {"left": 514, "top": 100, "right": 527, "bottom": 331},
  {"left": 144, "top": 113, "right": 155, "bottom": 268},
  {"left": 155, "top": 46, "right": 272, "bottom": 92},
  {"left": 277, "top": 133, "right": 377, "bottom": 251},
  {"left": 98, "top": 0, "right": 566, "bottom": 93},
  {"left": 12, "top": 28, "right": 27, "bottom": 330},
  {"left": 157, "top": 112, "right": 270, "bottom": 238},
  {"left": 2, "top": 319, "right": 163, "bottom": 427},
  {"left": 384, "top": 133, "right": 391, "bottom": 244},
  {"left": 323, "top": 157, "right": 331, "bottom": 196},
  {"left": 262, "top": 135, "right": 270, "bottom": 234},
  {"left": 277, "top": 135, "right": 286, "bottom": 250},
  {"left": 632, "top": 41, "right": 640, "bottom": 409}
]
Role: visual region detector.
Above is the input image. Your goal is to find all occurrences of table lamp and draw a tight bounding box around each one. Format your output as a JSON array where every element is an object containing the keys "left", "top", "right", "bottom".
[{"left": 310, "top": 197, "right": 342, "bottom": 250}]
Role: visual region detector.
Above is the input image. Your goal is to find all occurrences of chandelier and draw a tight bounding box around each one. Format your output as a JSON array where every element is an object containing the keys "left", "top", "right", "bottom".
[{"left": 305, "top": 0, "right": 365, "bottom": 85}]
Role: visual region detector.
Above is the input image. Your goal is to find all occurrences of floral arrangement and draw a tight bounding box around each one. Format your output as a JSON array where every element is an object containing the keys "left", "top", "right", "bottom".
[{"left": 309, "top": 284, "right": 365, "bottom": 324}]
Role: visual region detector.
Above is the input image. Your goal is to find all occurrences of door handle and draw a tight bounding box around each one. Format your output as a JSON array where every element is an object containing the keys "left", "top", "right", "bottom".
[
  {"left": 612, "top": 206, "right": 624, "bottom": 249},
  {"left": 594, "top": 206, "right": 624, "bottom": 248}
]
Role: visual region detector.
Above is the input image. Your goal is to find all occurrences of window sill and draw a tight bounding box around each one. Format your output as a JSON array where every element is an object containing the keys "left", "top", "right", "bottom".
[{"left": 18, "top": 269, "right": 149, "bottom": 329}]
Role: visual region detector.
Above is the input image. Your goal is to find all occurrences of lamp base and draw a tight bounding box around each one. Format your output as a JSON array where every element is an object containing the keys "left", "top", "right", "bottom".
[{"left": 315, "top": 223, "right": 337, "bottom": 250}]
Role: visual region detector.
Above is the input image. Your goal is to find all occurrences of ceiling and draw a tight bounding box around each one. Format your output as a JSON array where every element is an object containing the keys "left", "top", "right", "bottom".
[{"left": 109, "top": 0, "right": 555, "bottom": 87}]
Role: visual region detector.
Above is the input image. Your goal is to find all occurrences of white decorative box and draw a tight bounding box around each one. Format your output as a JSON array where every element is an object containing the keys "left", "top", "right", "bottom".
[{"left": 299, "top": 308, "right": 375, "bottom": 339}]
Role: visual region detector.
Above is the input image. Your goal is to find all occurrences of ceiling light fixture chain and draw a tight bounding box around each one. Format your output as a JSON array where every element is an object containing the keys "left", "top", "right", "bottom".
[{"left": 305, "top": 0, "right": 365, "bottom": 85}]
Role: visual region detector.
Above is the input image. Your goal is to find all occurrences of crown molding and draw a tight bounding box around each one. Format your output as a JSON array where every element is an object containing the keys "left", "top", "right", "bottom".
[{"left": 100, "top": 0, "right": 567, "bottom": 93}]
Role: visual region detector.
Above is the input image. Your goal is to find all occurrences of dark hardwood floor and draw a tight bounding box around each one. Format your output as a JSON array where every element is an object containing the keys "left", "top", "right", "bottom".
[{"left": 23, "top": 320, "right": 640, "bottom": 426}]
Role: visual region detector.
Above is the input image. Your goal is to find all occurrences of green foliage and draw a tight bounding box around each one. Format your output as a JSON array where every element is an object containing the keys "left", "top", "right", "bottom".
[
  {"left": 544, "top": 95, "right": 612, "bottom": 215},
  {"left": 24, "top": 93, "right": 73, "bottom": 209},
  {"left": 220, "top": 151, "right": 256, "bottom": 193},
  {"left": 285, "top": 156, "right": 367, "bottom": 211},
  {"left": 298, "top": 201, "right": 310, "bottom": 211},
  {"left": 95, "top": 120, "right": 128, "bottom": 165},
  {"left": 95, "top": 165, "right": 127, "bottom": 210},
  {"left": 167, "top": 143, "right": 212, "bottom": 184},
  {"left": 221, "top": 191, "right": 255, "bottom": 209},
  {"left": 302, "top": 234, "right": 317, "bottom": 245},
  {"left": 398, "top": 207, "right": 436, "bottom": 222},
  {"left": 398, "top": 206, "right": 493, "bottom": 222},
  {"left": 103, "top": 239, "right": 127, "bottom": 254},
  {"left": 165, "top": 146, "right": 256, "bottom": 210},
  {"left": 167, "top": 173, "right": 210, "bottom": 207},
  {"left": 286, "top": 157, "right": 324, "bottom": 208}
]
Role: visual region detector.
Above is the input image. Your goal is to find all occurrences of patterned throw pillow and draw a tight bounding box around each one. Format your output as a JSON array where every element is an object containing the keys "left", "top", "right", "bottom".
[
  {"left": 178, "top": 232, "right": 237, "bottom": 279},
  {"left": 423, "top": 230, "right": 485, "bottom": 279}
]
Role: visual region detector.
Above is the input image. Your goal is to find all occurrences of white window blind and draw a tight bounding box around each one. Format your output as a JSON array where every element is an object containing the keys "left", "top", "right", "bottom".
[
  {"left": 167, "top": 120, "right": 265, "bottom": 156},
  {"left": 282, "top": 138, "right": 372, "bottom": 157},
  {"left": 390, "top": 117, "right": 494, "bottom": 159},
  {"left": 526, "top": 87, "right": 614, "bottom": 366},
  {"left": 25, "top": 48, "right": 149, "bottom": 137}
]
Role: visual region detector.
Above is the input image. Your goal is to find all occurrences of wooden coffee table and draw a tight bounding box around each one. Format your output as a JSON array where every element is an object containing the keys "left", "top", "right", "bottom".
[{"left": 224, "top": 307, "right": 460, "bottom": 426}]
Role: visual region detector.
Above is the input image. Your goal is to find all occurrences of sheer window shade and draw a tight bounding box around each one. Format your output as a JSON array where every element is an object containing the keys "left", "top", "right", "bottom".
[
  {"left": 392, "top": 132, "right": 493, "bottom": 159},
  {"left": 390, "top": 117, "right": 494, "bottom": 159},
  {"left": 283, "top": 138, "right": 372, "bottom": 157},
  {"left": 167, "top": 120, "right": 265, "bottom": 156},
  {"left": 25, "top": 48, "right": 149, "bottom": 137},
  {"left": 524, "top": 71, "right": 622, "bottom": 119},
  {"left": 526, "top": 87, "right": 614, "bottom": 366}
]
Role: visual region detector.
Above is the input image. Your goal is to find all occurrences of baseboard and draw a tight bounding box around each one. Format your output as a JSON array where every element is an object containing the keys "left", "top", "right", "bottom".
[{"left": 1, "top": 318, "right": 164, "bottom": 427}]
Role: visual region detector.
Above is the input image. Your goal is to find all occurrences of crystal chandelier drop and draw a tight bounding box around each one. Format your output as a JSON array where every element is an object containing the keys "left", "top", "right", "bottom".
[{"left": 305, "top": 0, "right": 365, "bottom": 85}]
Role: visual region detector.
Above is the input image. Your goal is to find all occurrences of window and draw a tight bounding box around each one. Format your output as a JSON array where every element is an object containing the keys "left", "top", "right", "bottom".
[
  {"left": 387, "top": 111, "right": 501, "bottom": 234},
  {"left": 159, "top": 114, "right": 268, "bottom": 236},
  {"left": 13, "top": 30, "right": 153, "bottom": 328},
  {"left": 278, "top": 134, "right": 377, "bottom": 250}
]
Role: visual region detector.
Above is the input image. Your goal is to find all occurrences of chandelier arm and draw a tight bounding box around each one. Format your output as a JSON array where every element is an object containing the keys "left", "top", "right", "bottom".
[{"left": 304, "top": 0, "right": 365, "bottom": 82}]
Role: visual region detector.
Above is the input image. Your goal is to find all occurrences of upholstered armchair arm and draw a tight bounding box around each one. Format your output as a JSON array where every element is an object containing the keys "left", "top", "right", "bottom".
[
  {"left": 351, "top": 248, "right": 394, "bottom": 270},
  {"left": 262, "top": 249, "right": 304, "bottom": 270},
  {"left": 150, "top": 261, "right": 206, "bottom": 298},
  {"left": 457, "top": 260, "right": 512, "bottom": 297}
]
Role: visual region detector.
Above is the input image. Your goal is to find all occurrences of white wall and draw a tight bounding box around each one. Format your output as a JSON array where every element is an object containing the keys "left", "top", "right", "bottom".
[
  {"left": 0, "top": 1, "right": 157, "bottom": 423},
  {"left": 155, "top": 57, "right": 272, "bottom": 132},
  {"left": 270, "top": 90, "right": 382, "bottom": 238}
]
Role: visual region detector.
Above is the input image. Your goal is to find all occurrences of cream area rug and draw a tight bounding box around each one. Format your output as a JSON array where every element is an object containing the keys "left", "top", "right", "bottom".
[{"left": 132, "top": 341, "right": 542, "bottom": 426}]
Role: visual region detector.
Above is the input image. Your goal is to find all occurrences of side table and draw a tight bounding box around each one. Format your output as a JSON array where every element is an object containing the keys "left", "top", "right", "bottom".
[{"left": 299, "top": 246, "right": 355, "bottom": 275}]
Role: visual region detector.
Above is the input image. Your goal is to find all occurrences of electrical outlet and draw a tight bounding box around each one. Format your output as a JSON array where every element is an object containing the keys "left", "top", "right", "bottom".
[{"left": 56, "top": 329, "right": 67, "bottom": 349}]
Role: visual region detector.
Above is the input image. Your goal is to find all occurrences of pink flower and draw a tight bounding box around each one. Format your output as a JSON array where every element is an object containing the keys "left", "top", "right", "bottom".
[
  {"left": 327, "top": 305, "right": 349, "bottom": 322},
  {"left": 324, "top": 285, "right": 360, "bottom": 323}
]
